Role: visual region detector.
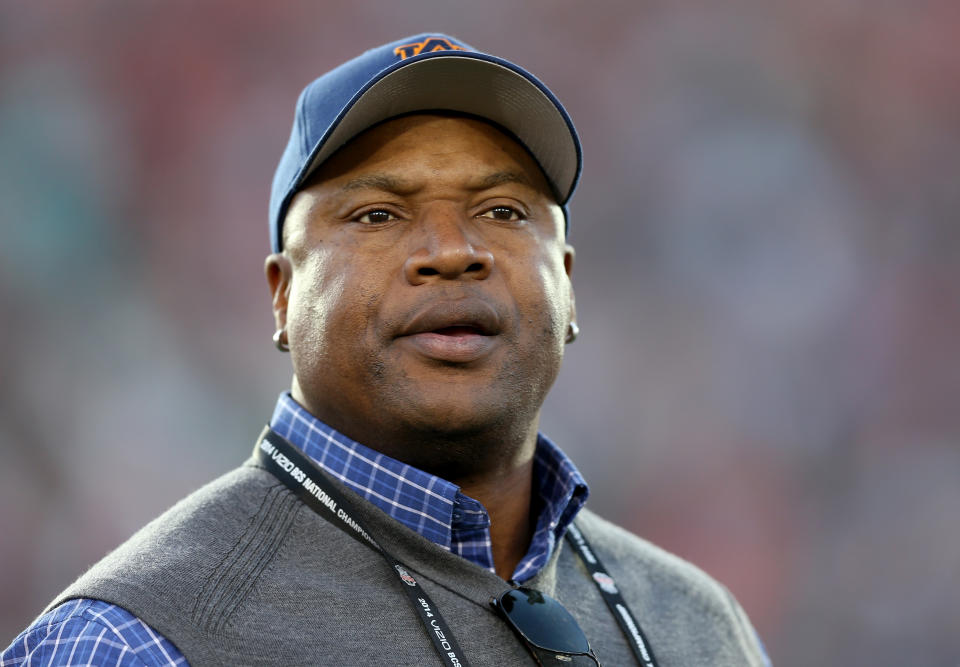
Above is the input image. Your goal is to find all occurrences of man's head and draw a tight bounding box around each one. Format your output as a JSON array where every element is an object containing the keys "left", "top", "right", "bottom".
[
  {"left": 268, "top": 33, "right": 581, "bottom": 253},
  {"left": 265, "top": 35, "right": 581, "bottom": 474}
]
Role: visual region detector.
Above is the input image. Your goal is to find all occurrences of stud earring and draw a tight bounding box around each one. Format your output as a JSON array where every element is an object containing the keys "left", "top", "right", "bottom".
[{"left": 273, "top": 329, "right": 290, "bottom": 352}]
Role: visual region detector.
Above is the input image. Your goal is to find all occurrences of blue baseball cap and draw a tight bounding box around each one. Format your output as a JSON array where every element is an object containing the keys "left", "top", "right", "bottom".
[{"left": 269, "top": 33, "right": 582, "bottom": 252}]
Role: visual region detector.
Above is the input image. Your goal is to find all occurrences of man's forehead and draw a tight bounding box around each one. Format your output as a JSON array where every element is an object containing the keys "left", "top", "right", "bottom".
[{"left": 304, "top": 114, "right": 555, "bottom": 199}]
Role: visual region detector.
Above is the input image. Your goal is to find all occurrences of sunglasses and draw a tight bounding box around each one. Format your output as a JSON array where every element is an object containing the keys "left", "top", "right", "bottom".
[{"left": 491, "top": 587, "right": 602, "bottom": 666}]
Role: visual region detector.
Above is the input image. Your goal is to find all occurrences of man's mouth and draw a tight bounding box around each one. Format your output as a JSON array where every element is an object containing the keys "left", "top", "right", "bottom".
[
  {"left": 398, "top": 301, "right": 502, "bottom": 363},
  {"left": 431, "top": 325, "right": 486, "bottom": 337},
  {"left": 399, "top": 300, "right": 502, "bottom": 337}
]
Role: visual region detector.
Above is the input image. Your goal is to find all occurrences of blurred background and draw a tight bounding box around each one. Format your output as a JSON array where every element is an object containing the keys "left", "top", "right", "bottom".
[{"left": 1, "top": 1, "right": 959, "bottom": 664}]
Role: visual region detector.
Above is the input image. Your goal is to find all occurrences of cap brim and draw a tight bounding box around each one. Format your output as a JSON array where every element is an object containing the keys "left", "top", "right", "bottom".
[{"left": 295, "top": 54, "right": 580, "bottom": 206}]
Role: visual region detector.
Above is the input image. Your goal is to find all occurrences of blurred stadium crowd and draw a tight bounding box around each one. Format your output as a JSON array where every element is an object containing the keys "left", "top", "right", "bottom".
[{"left": 1, "top": 2, "right": 958, "bottom": 664}]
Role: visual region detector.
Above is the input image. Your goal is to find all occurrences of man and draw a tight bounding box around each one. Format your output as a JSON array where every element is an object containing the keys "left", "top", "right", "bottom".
[{"left": 3, "top": 34, "right": 770, "bottom": 666}]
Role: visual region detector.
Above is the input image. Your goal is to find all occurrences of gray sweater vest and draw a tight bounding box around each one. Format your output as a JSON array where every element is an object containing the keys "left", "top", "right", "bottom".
[{"left": 49, "top": 458, "right": 767, "bottom": 666}]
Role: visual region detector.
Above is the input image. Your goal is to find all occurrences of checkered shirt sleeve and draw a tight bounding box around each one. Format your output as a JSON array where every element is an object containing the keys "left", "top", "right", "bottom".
[{"left": 2, "top": 599, "right": 186, "bottom": 666}]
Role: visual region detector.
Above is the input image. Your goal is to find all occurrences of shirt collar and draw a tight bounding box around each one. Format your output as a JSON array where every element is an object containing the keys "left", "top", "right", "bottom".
[{"left": 269, "top": 392, "right": 589, "bottom": 580}]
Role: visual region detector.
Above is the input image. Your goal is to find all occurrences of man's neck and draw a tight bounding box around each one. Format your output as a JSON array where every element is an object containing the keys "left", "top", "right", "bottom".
[
  {"left": 290, "top": 382, "right": 542, "bottom": 579},
  {"left": 353, "top": 424, "right": 540, "bottom": 580},
  {"left": 451, "top": 456, "right": 536, "bottom": 581}
]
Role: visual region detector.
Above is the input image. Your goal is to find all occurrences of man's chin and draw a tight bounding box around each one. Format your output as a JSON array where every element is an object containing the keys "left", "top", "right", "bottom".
[
  {"left": 396, "top": 396, "right": 510, "bottom": 436},
  {"left": 380, "top": 362, "right": 551, "bottom": 446},
  {"left": 385, "top": 402, "right": 532, "bottom": 480}
]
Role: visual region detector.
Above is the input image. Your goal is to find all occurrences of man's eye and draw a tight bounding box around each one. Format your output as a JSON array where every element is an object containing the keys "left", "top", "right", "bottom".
[
  {"left": 479, "top": 206, "right": 522, "bottom": 222},
  {"left": 356, "top": 209, "right": 396, "bottom": 224}
]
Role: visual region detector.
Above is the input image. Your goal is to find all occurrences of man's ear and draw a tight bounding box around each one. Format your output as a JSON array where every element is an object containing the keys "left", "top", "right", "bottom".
[
  {"left": 564, "top": 244, "right": 577, "bottom": 327},
  {"left": 265, "top": 253, "right": 292, "bottom": 331}
]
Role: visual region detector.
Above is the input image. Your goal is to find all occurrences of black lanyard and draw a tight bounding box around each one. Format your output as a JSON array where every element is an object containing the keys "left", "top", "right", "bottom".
[
  {"left": 564, "top": 524, "right": 658, "bottom": 666},
  {"left": 254, "top": 427, "right": 658, "bottom": 667}
]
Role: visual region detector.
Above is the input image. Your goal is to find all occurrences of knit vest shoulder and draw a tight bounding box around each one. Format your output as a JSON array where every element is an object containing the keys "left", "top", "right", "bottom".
[{"left": 49, "top": 458, "right": 767, "bottom": 666}]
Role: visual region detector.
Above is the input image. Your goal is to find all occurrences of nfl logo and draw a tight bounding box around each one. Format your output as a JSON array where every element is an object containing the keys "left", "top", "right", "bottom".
[
  {"left": 395, "top": 564, "right": 418, "bottom": 586},
  {"left": 592, "top": 572, "right": 618, "bottom": 595}
]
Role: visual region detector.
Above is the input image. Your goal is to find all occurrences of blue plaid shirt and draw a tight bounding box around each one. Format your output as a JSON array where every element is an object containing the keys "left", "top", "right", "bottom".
[{"left": 3, "top": 394, "right": 589, "bottom": 666}]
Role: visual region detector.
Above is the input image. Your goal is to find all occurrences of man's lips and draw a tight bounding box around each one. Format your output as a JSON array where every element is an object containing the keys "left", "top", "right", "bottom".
[
  {"left": 431, "top": 325, "right": 485, "bottom": 336},
  {"left": 398, "top": 300, "right": 502, "bottom": 337},
  {"left": 396, "top": 300, "right": 502, "bottom": 363}
]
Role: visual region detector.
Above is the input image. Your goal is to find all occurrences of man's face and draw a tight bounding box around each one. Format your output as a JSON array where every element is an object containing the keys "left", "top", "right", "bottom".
[{"left": 266, "top": 114, "right": 575, "bottom": 462}]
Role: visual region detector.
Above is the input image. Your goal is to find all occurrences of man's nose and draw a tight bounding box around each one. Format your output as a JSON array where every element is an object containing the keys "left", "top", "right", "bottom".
[{"left": 403, "top": 205, "right": 494, "bottom": 285}]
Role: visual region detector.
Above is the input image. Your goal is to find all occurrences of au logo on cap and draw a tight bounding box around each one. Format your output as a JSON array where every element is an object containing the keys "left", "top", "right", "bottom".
[{"left": 394, "top": 37, "right": 466, "bottom": 60}]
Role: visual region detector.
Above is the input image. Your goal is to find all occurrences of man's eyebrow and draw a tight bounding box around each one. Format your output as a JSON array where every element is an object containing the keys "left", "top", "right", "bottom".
[
  {"left": 473, "top": 170, "right": 535, "bottom": 190},
  {"left": 339, "top": 174, "right": 415, "bottom": 193}
]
